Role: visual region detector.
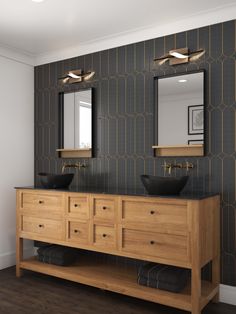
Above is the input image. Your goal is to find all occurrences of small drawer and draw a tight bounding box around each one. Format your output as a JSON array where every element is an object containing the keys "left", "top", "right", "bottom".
[
  {"left": 21, "top": 216, "right": 63, "bottom": 240},
  {"left": 122, "top": 228, "right": 188, "bottom": 262},
  {"left": 21, "top": 191, "right": 63, "bottom": 218},
  {"left": 67, "top": 221, "right": 89, "bottom": 244},
  {"left": 93, "top": 197, "right": 116, "bottom": 221},
  {"left": 93, "top": 225, "right": 116, "bottom": 249},
  {"left": 68, "top": 196, "right": 90, "bottom": 219},
  {"left": 121, "top": 198, "right": 187, "bottom": 229}
]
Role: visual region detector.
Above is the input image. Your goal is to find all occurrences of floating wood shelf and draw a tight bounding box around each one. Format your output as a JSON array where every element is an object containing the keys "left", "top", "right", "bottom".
[
  {"left": 152, "top": 144, "right": 204, "bottom": 157},
  {"left": 56, "top": 148, "right": 92, "bottom": 158},
  {"left": 20, "top": 257, "right": 218, "bottom": 312}
]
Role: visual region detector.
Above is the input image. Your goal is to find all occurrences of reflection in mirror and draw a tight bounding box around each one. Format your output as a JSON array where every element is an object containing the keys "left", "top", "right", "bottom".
[
  {"left": 63, "top": 89, "right": 92, "bottom": 149},
  {"left": 154, "top": 71, "right": 204, "bottom": 156}
]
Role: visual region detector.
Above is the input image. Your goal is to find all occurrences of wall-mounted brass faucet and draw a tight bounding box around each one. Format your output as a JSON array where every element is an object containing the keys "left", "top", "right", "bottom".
[
  {"left": 162, "top": 161, "right": 194, "bottom": 175},
  {"left": 62, "top": 162, "right": 87, "bottom": 173}
]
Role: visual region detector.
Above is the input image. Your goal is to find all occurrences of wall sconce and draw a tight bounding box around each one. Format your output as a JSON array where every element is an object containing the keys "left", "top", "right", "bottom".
[
  {"left": 154, "top": 47, "right": 205, "bottom": 65},
  {"left": 58, "top": 69, "right": 95, "bottom": 84}
]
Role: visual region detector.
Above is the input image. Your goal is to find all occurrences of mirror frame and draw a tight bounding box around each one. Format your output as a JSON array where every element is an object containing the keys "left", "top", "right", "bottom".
[
  {"left": 58, "top": 87, "right": 94, "bottom": 157},
  {"left": 154, "top": 69, "right": 206, "bottom": 157}
]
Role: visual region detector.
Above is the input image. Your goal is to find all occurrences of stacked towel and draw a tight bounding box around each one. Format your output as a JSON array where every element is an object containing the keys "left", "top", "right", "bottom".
[
  {"left": 37, "top": 245, "right": 78, "bottom": 266},
  {"left": 137, "top": 262, "right": 189, "bottom": 293}
]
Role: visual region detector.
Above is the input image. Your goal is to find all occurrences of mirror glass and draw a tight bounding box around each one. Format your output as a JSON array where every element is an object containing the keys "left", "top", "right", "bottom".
[
  {"left": 60, "top": 88, "right": 92, "bottom": 149},
  {"left": 155, "top": 71, "right": 204, "bottom": 149}
]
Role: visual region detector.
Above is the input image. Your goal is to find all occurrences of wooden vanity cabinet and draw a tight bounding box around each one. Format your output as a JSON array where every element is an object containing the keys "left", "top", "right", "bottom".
[{"left": 16, "top": 189, "right": 220, "bottom": 314}]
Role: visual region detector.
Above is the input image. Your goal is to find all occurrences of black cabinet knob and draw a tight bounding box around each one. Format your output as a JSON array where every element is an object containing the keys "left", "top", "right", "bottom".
[
  {"left": 38, "top": 224, "right": 44, "bottom": 228},
  {"left": 150, "top": 210, "right": 155, "bottom": 215},
  {"left": 102, "top": 206, "right": 107, "bottom": 210},
  {"left": 102, "top": 234, "right": 107, "bottom": 238},
  {"left": 150, "top": 240, "right": 155, "bottom": 245},
  {"left": 74, "top": 229, "right": 79, "bottom": 233},
  {"left": 38, "top": 200, "right": 44, "bottom": 204}
]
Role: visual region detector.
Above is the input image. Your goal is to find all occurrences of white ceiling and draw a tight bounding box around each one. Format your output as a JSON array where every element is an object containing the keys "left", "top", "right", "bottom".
[{"left": 0, "top": 0, "right": 236, "bottom": 65}]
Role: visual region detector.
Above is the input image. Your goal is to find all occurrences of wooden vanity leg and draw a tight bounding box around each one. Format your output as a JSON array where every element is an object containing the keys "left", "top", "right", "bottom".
[
  {"left": 16, "top": 237, "right": 23, "bottom": 277},
  {"left": 191, "top": 267, "right": 201, "bottom": 314}
]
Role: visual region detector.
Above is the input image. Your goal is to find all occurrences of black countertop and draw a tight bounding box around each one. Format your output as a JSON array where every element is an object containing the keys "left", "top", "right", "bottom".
[{"left": 15, "top": 186, "right": 219, "bottom": 200}]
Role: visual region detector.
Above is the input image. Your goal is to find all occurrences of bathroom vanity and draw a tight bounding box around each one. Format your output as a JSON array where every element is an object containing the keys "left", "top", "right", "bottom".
[{"left": 15, "top": 187, "right": 220, "bottom": 314}]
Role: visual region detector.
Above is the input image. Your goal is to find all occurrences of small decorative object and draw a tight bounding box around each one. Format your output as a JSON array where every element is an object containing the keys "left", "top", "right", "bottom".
[
  {"left": 188, "top": 139, "right": 204, "bottom": 145},
  {"left": 188, "top": 105, "right": 204, "bottom": 135}
]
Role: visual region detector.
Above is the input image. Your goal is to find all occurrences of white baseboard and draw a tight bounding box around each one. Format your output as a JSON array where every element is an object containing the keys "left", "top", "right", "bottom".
[
  {"left": 0, "top": 247, "right": 34, "bottom": 270},
  {"left": 220, "top": 284, "right": 236, "bottom": 306}
]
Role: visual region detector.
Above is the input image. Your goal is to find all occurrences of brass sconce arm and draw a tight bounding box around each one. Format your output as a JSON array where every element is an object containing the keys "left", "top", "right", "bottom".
[{"left": 62, "top": 162, "right": 87, "bottom": 173}]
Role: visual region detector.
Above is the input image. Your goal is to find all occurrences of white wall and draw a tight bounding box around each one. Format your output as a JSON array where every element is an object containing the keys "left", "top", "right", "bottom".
[{"left": 0, "top": 56, "right": 34, "bottom": 269}]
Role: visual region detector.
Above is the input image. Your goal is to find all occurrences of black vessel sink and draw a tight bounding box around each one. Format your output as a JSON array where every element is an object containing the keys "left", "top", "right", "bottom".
[
  {"left": 140, "top": 175, "right": 189, "bottom": 196},
  {"left": 38, "top": 172, "right": 74, "bottom": 189}
]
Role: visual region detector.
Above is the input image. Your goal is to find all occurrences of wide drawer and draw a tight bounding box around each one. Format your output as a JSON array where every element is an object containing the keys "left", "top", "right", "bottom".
[
  {"left": 68, "top": 195, "right": 90, "bottom": 219},
  {"left": 121, "top": 228, "right": 189, "bottom": 262},
  {"left": 120, "top": 198, "right": 187, "bottom": 229},
  {"left": 92, "top": 196, "right": 116, "bottom": 221},
  {"left": 67, "top": 221, "right": 89, "bottom": 244},
  {"left": 20, "top": 191, "right": 64, "bottom": 217},
  {"left": 21, "top": 216, "right": 64, "bottom": 240},
  {"left": 93, "top": 224, "right": 116, "bottom": 249}
]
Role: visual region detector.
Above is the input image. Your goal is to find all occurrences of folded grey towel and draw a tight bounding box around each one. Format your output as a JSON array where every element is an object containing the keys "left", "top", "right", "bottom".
[
  {"left": 137, "top": 275, "right": 188, "bottom": 293},
  {"left": 138, "top": 262, "right": 189, "bottom": 285},
  {"left": 37, "top": 245, "right": 78, "bottom": 266}
]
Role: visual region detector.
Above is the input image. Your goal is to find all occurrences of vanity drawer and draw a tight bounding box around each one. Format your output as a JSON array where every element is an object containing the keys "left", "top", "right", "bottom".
[
  {"left": 68, "top": 195, "right": 90, "bottom": 219},
  {"left": 92, "top": 197, "right": 116, "bottom": 221},
  {"left": 21, "top": 216, "right": 64, "bottom": 240},
  {"left": 67, "top": 221, "right": 89, "bottom": 244},
  {"left": 121, "top": 228, "right": 189, "bottom": 263},
  {"left": 20, "top": 191, "right": 64, "bottom": 218},
  {"left": 93, "top": 225, "right": 116, "bottom": 249},
  {"left": 120, "top": 198, "right": 187, "bottom": 229}
]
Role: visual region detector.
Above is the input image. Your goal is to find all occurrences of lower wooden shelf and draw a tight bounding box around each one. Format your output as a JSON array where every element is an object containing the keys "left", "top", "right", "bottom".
[{"left": 20, "top": 257, "right": 218, "bottom": 312}]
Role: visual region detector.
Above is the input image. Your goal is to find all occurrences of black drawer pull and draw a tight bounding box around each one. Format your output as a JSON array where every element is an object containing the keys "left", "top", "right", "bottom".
[
  {"left": 102, "top": 234, "right": 107, "bottom": 238},
  {"left": 38, "top": 200, "right": 44, "bottom": 204},
  {"left": 74, "top": 204, "right": 80, "bottom": 207},
  {"left": 150, "top": 210, "right": 155, "bottom": 215},
  {"left": 150, "top": 240, "right": 155, "bottom": 245},
  {"left": 38, "top": 224, "right": 44, "bottom": 228},
  {"left": 102, "top": 206, "right": 107, "bottom": 210},
  {"left": 74, "top": 229, "right": 79, "bottom": 233}
]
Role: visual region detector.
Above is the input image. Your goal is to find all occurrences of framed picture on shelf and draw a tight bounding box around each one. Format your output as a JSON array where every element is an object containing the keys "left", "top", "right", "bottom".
[
  {"left": 188, "top": 105, "right": 204, "bottom": 135},
  {"left": 188, "top": 139, "right": 204, "bottom": 145}
]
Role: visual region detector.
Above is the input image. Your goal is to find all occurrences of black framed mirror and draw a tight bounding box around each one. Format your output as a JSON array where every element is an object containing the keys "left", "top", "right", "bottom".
[{"left": 154, "top": 70, "right": 205, "bottom": 156}]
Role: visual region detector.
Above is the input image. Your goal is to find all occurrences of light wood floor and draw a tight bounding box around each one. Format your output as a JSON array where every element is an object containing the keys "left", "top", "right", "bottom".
[{"left": 0, "top": 267, "right": 235, "bottom": 314}]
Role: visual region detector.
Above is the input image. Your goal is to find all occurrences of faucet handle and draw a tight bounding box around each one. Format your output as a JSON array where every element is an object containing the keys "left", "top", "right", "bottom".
[
  {"left": 185, "top": 162, "right": 194, "bottom": 172},
  {"left": 162, "top": 162, "right": 172, "bottom": 175}
]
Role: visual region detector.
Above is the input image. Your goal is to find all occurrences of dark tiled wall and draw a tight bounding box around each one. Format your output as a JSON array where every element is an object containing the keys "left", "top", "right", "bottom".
[{"left": 35, "top": 20, "right": 236, "bottom": 286}]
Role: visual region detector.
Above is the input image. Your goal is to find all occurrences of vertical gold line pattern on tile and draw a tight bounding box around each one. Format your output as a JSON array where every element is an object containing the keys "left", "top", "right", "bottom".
[
  {"left": 235, "top": 60, "right": 236, "bottom": 102},
  {"left": 222, "top": 111, "right": 224, "bottom": 153},
  {"left": 134, "top": 44, "right": 137, "bottom": 71},
  {"left": 107, "top": 80, "right": 110, "bottom": 154},
  {"left": 143, "top": 75, "right": 146, "bottom": 153},
  {"left": 134, "top": 76, "right": 136, "bottom": 155},
  {"left": 235, "top": 111, "right": 236, "bottom": 153},
  {"left": 235, "top": 160, "right": 236, "bottom": 201},
  {"left": 116, "top": 79, "right": 118, "bottom": 155},
  {"left": 125, "top": 77, "right": 127, "bottom": 155},
  {"left": 209, "top": 159, "right": 212, "bottom": 192}
]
